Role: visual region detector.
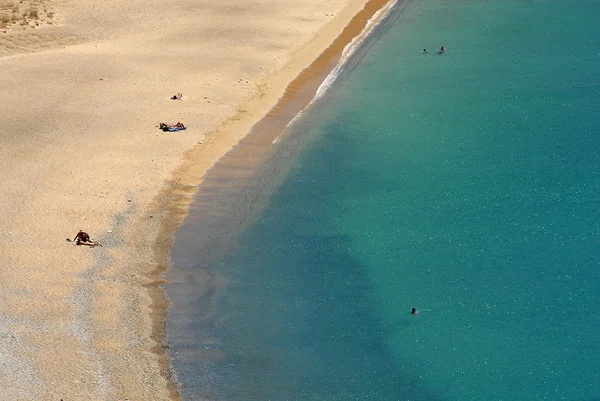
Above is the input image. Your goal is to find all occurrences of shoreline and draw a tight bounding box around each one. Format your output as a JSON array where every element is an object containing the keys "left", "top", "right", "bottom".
[
  {"left": 151, "top": 0, "right": 399, "bottom": 395},
  {"left": 0, "top": 0, "right": 400, "bottom": 398},
  {"left": 158, "top": 0, "right": 408, "bottom": 386}
]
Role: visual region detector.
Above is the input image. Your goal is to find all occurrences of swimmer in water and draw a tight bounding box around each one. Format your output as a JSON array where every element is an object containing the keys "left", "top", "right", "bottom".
[
  {"left": 439, "top": 46, "right": 446, "bottom": 52},
  {"left": 422, "top": 48, "right": 427, "bottom": 53},
  {"left": 411, "top": 308, "right": 419, "bottom": 315}
]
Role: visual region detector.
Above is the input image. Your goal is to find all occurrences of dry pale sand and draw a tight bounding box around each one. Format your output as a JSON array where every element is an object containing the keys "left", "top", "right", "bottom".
[{"left": 0, "top": 0, "right": 392, "bottom": 399}]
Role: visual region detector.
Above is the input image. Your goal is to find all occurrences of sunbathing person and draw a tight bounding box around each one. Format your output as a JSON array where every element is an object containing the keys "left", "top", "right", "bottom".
[
  {"left": 159, "top": 122, "right": 186, "bottom": 132},
  {"left": 73, "top": 230, "right": 102, "bottom": 247},
  {"left": 160, "top": 122, "right": 186, "bottom": 131}
]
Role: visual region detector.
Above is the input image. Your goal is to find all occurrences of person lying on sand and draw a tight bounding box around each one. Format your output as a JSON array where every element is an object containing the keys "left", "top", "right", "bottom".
[
  {"left": 170, "top": 92, "right": 182, "bottom": 100},
  {"left": 71, "top": 230, "right": 102, "bottom": 247},
  {"left": 159, "top": 122, "right": 186, "bottom": 131}
]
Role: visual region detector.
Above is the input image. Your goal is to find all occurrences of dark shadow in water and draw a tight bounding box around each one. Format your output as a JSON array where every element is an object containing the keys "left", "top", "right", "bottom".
[
  {"left": 223, "top": 234, "right": 441, "bottom": 401},
  {"left": 171, "top": 231, "right": 445, "bottom": 401}
]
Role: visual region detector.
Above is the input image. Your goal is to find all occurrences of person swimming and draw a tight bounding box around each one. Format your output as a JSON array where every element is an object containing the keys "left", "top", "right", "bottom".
[
  {"left": 411, "top": 308, "right": 419, "bottom": 315},
  {"left": 422, "top": 48, "right": 427, "bottom": 53},
  {"left": 439, "top": 46, "right": 446, "bottom": 52}
]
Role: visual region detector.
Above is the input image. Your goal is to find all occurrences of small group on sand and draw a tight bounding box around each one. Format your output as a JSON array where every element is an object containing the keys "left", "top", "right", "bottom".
[
  {"left": 159, "top": 122, "right": 186, "bottom": 132},
  {"left": 422, "top": 46, "right": 446, "bottom": 54},
  {"left": 68, "top": 230, "right": 102, "bottom": 247}
]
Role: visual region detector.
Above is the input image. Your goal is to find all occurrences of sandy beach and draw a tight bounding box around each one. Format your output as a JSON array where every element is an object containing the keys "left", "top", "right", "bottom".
[{"left": 0, "top": 0, "right": 391, "bottom": 398}]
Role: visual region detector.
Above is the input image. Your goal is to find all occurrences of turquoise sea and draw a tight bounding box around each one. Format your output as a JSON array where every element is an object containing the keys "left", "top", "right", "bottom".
[{"left": 167, "top": 0, "right": 600, "bottom": 400}]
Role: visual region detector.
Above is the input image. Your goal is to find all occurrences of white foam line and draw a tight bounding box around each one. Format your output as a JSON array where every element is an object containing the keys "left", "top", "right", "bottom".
[
  {"left": 314, "top": 0, "right": 398, "bottom": 101},
  {"left": 277, "top": 0, "right": 399, "bottom": 140}
]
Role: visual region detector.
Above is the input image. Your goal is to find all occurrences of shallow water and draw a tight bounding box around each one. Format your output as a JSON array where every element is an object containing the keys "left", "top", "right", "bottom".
[{"left": 168, "top": 1, "right": 600, "bottom": 399}]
